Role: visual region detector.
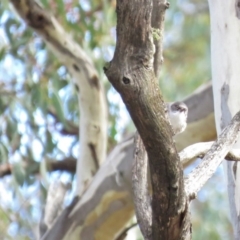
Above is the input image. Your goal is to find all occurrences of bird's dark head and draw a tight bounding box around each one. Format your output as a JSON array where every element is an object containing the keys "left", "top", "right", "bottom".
[{"left": 171, "top": 102, "right": 188, "bottom": 114}]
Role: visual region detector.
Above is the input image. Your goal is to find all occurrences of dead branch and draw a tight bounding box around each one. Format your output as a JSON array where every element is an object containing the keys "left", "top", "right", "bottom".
[
  {"left": 180, "top": 141, "right": 240, "bottom": 167},
  {"left": 185, "top": 110, "right": 240, "bottom": 199}
]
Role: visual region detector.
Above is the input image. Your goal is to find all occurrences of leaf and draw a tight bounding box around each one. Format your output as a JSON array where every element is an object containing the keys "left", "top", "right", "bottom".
[
  {"left": 3, "top": 18, "right": 20, "bottom": 45},
  {"left": 10, "top": 132, "right": 21, "bottom": 153},
  {"left": 57, "top": 0, "right": 65, "bottom": 18},
  {"left": 50, "top": 90, "right": 66, "bottom": 125},
  {"left": 6, "top": 118, "right": 17, "bottom": 140},
  {"left": 46, "top": 130, "right": 56, "bottom": 153},
  {"left": 0, "top": 47, "right": 6, "bottom": 61},
  {"left": 52, "top": 73, "right": 69, "bottom": 90},
  {"left": 31, "top": 83, "right": 41, "bottom": 107},
  {"left": 0, "top": 143, "right": 8, "bottom": 164},
  {"left": 29, "top": 83, "right": 47, "bottom": 113},
  {"left": 12, "top": 162, "right": 26, "bottom": 186}
]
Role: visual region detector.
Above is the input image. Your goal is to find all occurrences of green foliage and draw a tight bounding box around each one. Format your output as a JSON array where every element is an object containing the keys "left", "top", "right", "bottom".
[
  {"left": 0, "top": 207, "right": 11, "bottom": 239},
  {"left": 152, "top": 28, "right": 161, "bottom": 41},
  {"left": 162, "top": 0, "right": 211, "bottom": 100}
]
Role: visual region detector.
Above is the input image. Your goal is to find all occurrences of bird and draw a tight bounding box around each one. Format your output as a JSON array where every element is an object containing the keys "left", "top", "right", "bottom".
[{"left": 166, "top": 102, "right": 188, "bottom": 135}]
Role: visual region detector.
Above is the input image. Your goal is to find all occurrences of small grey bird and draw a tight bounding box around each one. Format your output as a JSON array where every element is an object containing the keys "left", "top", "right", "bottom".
[{"left": 166, "top": 102, "right": 188, "bottom": 135}]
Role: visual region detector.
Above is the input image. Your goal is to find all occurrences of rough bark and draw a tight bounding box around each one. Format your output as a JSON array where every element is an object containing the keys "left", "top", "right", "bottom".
[
  {"left": 132, "top": 134, "right": 152, "bottom": 240},
  {"left": 9, "top": 0, "right": 107, "bottom": 195},
  {"left": 105, "top": 1, "right": 190, "bottom": 239},
  {"left": 208, "top": 0, "right": 240, "bottom": 238}
]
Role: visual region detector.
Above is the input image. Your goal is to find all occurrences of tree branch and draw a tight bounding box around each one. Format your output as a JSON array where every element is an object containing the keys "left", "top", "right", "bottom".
[
  {"left": 40, "top": 181, "right": 71, "bottom": 237},
  {"left": 180, "top": 142, "right": 240, "bottom": 167},
  {"left": 151, "top": 0, "right": 170, "bottom": 77},
  {"left": 185, "top": 110, "right": 240, "bottom": 199},
  {"left": 132, "top": 134, "right": 152, "bottom": 240},
  {"left": 10, "top": 0, "right": 107, "bottom": 195},
  {"left": 48, "top": 108, "right": 79, "bottom": 136},
  {"left": 0, "top": 157, "right": 76, "bottom": 178},
  {"left": 41, "top": 136, "right": 135, "bottom": 240}
]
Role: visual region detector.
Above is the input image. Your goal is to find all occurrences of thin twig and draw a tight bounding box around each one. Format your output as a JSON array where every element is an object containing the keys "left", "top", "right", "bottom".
[{"left": 115, "top": 223, "right": 138, "bottom": 240}]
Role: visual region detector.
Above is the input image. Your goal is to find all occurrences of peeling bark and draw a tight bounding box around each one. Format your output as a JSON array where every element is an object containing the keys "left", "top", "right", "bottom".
[{"left": 41, "top": 136, "right": 135, "bottom": 240}]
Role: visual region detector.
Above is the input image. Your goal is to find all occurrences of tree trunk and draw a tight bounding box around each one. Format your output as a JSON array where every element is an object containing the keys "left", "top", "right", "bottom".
[
  {"left": 105, "top": 0, "right": 191, "bottom": 239},
  {"left": 208, "top": 0, "right": 240, "bottom": 238}
]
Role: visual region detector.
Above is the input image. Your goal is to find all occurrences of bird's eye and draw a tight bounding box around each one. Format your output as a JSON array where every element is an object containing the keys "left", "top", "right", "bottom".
[{"left": 178, "top": 107, "right": 186, "bottom": 112}]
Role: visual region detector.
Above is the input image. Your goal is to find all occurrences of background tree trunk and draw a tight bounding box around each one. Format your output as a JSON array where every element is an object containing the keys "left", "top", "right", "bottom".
[
  {"left": 208, "top": 0, "right": 240, "bottom": 238},
  {"left": 105, "top": 0, "right": 190, "bottom": 239}
]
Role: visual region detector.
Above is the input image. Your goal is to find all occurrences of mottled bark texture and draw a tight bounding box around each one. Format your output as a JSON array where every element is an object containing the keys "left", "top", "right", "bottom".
[
  {"left": 41, "top": 137, "right": 135, "bottom": 240},
  {"left": 105, "top": 1, "right": 190, "bottom": 239}
]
